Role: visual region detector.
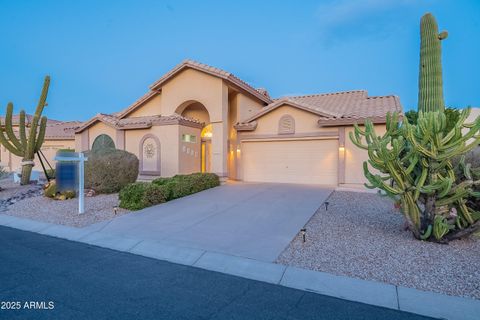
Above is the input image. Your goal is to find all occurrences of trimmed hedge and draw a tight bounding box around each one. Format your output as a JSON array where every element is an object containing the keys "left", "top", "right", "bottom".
[
  {"left": 118, "top": 182, "right": 168, "bottom": 210},
  {"left": 120, "top": 173, "right": 220, "bottom": 210},
  {"left": 85, "top": 149, "right": 139, "bottom": 194}
]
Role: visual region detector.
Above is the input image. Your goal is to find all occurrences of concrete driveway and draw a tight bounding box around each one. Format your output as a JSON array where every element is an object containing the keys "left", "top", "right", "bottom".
[{"left": 99, "top": 182, "right": 332, "bottom": 261}]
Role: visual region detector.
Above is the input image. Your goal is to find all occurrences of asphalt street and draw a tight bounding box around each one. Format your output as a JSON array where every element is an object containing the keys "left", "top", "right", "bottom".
[{"left": 0, "top": 226, "right": 434, "bottom": 320}]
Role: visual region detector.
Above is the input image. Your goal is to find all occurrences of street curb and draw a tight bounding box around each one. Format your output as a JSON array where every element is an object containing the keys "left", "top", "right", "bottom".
[{"left": 1, "top": 214, "right": 479, "bottom": 320}]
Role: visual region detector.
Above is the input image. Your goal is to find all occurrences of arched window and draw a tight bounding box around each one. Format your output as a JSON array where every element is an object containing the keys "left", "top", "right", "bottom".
[
  {"left": 92, "top": 134, "right": 115, "bottom": 152},
  {"left": 278, "top": 115, "right": 295, "bottom": 134}
]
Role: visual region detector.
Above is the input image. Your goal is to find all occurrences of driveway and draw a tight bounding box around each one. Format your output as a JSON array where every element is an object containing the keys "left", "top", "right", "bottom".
[{"left": 98, "top": 182, "right": 332, "bottom": 261}]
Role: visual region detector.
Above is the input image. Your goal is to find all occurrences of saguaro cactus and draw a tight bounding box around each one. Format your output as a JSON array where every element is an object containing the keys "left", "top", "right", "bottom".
[
  {"left": 418, "top": 13, "right": 448, "bottom": 112},
  {"left": 0, "top": 76, "right": 49, "bottom": 185}
]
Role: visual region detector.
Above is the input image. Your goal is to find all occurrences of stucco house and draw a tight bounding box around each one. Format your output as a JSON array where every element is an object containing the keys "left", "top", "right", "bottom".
[
  {"left": 1, "top": 60, "right": 410, "bottom": 186},
  {"left": 71, "top": 59, "right": 402, "bottom": 187},
  {"left": 0, "top": 116, "right": 80, "bottom": 172}
]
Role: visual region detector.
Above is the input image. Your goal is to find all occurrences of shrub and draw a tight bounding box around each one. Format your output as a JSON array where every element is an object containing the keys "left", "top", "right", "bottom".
[
  {"left": 119, "top": 182, "right": 167, "bottom": 210},
  {"left": 142, "top": 184, "right": 167, "bottom": 207},
  {"left": 151, "top": 177, "right": 170, "bottom": 186},
  {"left": 43, "top": 180, "right": 76, "bottom": 200},
  {"left": 44, "top": 180, "right": 57, "bottom": 198},
  {"left": 121, "top": 173, "right": 220, "bottom": 209},
  {"left": 119, "top": 182, "right": 148, "bottom": 210},
  {"left": 85, "top": 149, "right": 139, "bottom": 194}
]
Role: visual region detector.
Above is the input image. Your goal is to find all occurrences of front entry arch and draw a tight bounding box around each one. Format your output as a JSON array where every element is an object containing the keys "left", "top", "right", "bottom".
[{"left": 139, "top": 134, "right": 161, "bottom": 175}]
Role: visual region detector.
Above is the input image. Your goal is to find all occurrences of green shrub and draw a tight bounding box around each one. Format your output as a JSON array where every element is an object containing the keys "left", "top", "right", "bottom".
[
  {"left": 119, "top": 182, "right": 149, "bottom": 210},
  {"left": 120, "top": 173, "right": 220, "bottom": 209},
  {"left": 119, "top": 182, "right": 167, "bottom": 210},
  {"left": 85, "top": 149, "right": 139, "bottom": 194},
  {"left": 142, "top": 184, "right": 167, "bottom": 207},
  {"left": 152, "top": 177, "right": 170, "bottom": 186}
]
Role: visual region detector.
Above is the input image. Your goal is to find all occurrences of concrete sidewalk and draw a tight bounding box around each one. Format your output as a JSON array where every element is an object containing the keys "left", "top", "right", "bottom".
[{"left": 0, "top": 214, "right": 479, "bottom": 320}]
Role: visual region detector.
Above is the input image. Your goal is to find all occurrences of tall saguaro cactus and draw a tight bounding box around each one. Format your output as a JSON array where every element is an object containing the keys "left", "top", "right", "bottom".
[
  {"left": 0, "top": 76, "right": 49, "bottom": 185},
  {"left": 418, "top": 13, "right": 448, "bottom": 112},
  {"left": 349, "top": 13, "right": 480, "bottom": 242}
]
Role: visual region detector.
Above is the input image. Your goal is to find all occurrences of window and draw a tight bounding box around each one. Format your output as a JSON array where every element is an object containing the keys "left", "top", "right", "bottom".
[
  {"left": 182, "top": 134, "right": 197, "bottom": 143},
  {"left": 92, "top": 134, "right": 115, "bottom": 151},
  {"left": 278, "top": 115, "right": 295, "bottom": 134}
]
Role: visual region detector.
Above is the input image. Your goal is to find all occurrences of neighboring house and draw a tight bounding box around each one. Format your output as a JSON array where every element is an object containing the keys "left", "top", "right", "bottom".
[
  {"left": 74, "top": 59, "right": 403, "bottom": 187},
  {"left": 0, "top": 116, "right": 81, "bottom": 172}
]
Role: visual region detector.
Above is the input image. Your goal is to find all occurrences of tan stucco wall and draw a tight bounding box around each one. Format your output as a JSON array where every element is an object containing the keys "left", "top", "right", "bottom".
[
  {"left": 124, "top": 125, "right": 180, "bottom": 177},
  {"left": 128, "top": 93, "right": 162, "bottom": 117},
  {"left": 87, "top": 122, "right": 118, "bottom": 149},
  {"left": 237, "top": 93, "right": 265, "bottom": 122},
  {"left": 178, "top": 126, "right": 201, "bottom": 174},
  {"left": 344, "top": 124, "right": 387, "bottom": 185},
  {"left": 161, "top": 68, "right": 225, "bottom": 122},
  {"left": 1, "top": 139, "right": 75, "bottom": 173},
  {"left": 251, "top": 105, "right": 337, "bottom": 135}
]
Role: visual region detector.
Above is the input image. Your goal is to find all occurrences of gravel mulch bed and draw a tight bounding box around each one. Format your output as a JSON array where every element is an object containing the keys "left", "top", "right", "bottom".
[
  {"left": 0, "top": 177, "right": 130, "bottom": 228},
  {"left": 276, "top": 191, "right": 480, "bottom": 300}
]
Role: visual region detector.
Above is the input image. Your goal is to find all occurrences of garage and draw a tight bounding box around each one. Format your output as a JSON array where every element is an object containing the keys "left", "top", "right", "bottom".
[{"left": 241, "top": 138, "right": 338, "bottom": 185}]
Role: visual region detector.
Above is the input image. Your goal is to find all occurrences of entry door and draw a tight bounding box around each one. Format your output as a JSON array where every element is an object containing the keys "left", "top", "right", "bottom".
[
  {"left": 201, "top": 140, "right": 212, "bottom": 173},
  {"left": 242, "top": 139, "right": 338, "bottom": 185}
]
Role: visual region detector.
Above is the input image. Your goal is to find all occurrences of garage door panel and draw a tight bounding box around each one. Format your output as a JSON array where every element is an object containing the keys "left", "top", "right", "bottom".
[{"left": 242, "top": 139, "right": 338, "bottom": 185}]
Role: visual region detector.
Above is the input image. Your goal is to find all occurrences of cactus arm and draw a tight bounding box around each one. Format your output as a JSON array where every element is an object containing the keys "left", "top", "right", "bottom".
[
  {"left": 19, "top": 110, "right": 27, "bottom": 146},
  {"left": 4, "top": 103, "right": 23, "bottom": 151},
  {"left": 0, "top": 119, "right": 23, "bottom": 157},
  {"left": 26, "top": 76, "right": 50, "bottom": 159},
  {"left": 34, "top": 116, "right": 47, "bottom": 152}
]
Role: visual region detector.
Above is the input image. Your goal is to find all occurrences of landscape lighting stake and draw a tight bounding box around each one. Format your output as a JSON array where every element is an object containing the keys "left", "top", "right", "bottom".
[
  {"left": 301, "top": 228, "right": 307, "bottom": 243},
  {"left": 324, "top": 201, "right": 329, "bottom": 211},
  {"left": 113, "top": 206, "right": 118, "bottom": 215}
]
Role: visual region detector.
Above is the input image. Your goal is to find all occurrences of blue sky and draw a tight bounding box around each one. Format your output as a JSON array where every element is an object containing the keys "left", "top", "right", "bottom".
[{"left": 0, "top": 0, "right": 479, "bottom": 121}]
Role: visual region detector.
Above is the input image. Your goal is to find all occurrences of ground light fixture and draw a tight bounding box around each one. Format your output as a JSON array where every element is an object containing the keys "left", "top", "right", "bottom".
[
  {"left": 113, "top": 206, "right": 118, "bottom": 215},
  {"left": 324, "top": 201, "right": 330, "bottom": 211},
  {"left": 300, "top": 228, "right": 307, "bottom": 243}
]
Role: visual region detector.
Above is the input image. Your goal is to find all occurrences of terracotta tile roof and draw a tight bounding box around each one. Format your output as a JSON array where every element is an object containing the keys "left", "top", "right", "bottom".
[
  {"left": 238, "top": 90, "right": 402, "bottom": 127},
  {"left": 75, "top": 113, "right": 203, "bottom": 133},
  {"left": 44, "top": 121, "right": 82, "bottom": 139},
  {"left": 149, "top": 59, "right": 272, "bottom": 103},
  {"left": 114, "top": 60, "right": 273, "bottom": 119},
  {"left": 0, "top": 114, "right": 62, "bottom": 126}
]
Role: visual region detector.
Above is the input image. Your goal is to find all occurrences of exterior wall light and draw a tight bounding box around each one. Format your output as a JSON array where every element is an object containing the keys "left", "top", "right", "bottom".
[{"left": 236, "top": 147, "right": 241, "bottom": 154}]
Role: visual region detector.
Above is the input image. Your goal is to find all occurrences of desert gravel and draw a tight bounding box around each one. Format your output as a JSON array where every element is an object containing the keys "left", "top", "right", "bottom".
[
  {"left": 5, "top": 192, "right": 130, "bottom": 228},
  {"left": 276, "top": 191, "right": 480, "bottom": 300}
]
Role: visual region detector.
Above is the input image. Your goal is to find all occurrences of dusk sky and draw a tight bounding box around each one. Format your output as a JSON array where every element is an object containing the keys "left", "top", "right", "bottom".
[{"left": 0, "top": 0, "right": 479, "bottom": 121}]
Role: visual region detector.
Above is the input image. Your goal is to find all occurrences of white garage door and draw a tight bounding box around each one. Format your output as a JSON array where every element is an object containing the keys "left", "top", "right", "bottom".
[{"left": 242, "top": 139, "right": 338, "bottom": 185}]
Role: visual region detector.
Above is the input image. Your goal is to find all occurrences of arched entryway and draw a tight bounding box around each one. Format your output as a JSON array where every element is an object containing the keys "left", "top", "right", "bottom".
[
  {"left": 139, "top": 134, "right": 161, "bottom": 175},
  {"left": 176, "top": 101, "right": 211, "bottom": 173}
]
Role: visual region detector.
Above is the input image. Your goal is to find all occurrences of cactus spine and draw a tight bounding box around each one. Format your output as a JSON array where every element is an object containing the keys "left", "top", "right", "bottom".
[
  {"left": 418, "top": 13, "right": 448, "bottom": 113},
  {"left": 0, "top": 76, "right": 49, "bottom": 185}
]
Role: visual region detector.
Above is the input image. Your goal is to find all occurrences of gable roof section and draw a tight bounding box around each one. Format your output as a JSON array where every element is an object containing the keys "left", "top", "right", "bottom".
[
  {"left": 75, "top": 113, "right": 203, "bottom": 133},
  {"left": 242, "top": 98, "right": 338, "bottom": 124},
  {"left": 149, "top": 60, "right": 272, "bottom": 103},
  {"left": 116, "top": 60, "right": 272, "bottom": 119},
  {"left": 236, "top": 90, "right": 402, "bottom": 128}
]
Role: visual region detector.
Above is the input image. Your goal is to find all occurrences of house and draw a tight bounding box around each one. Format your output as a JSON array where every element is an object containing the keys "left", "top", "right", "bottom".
[
  {"left": 0, "top": 115, "right": 80, "bottom": 173},
  {"left": 73, "top": 60, "right": 403, "bottom": 187}
]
